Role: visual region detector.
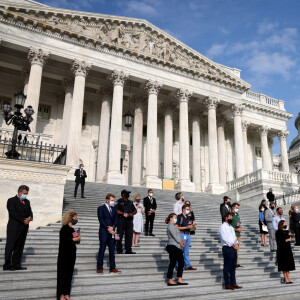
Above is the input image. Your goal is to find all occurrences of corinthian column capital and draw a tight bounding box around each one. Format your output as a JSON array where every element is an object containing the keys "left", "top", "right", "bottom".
[
  {"left": 258, "top": 125, "right": 270, "bottom": 136},
  {"left": 204, "top": 96, "right": 220, "bottom": 110},
  {"left": 72, "top": 60, "right": 91, "bottom": 77},
  {"left": 241, "top": 120, "right": 250, "bottom": 131},
  {"left": 27, "top": 47, "right": 50, "bottom": 67},
  {"left": 110, "top": 70, "right": 129, "bottom": 86},
  {"left": 145, "top": 80, "right": 162, "bottom": 95},
  {"left": 231, "top": 104, "right": 244, "bottom": 116},
  {"left": 278, "top": 130, "right": 289, "bottom": 141},
  {"left": 176, "top": 88, "right": 193, "bottom": 103}
]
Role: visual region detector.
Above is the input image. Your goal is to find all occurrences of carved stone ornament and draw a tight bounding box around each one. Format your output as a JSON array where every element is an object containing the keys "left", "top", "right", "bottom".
[
  {"left": 63, "top": 78, "right": 74, "bottom": 93},
  {"left": 176, "top": 88, "right": 193, "bottom": 103},
  {"left": 278, "top": 130, "right": 289, "bottom": 141},
  {"left": 145, "top": 80, "right": 162, "bottom": 95},
  {"left": 241, "top": 120, "right": 250, "bottom": 131},
  {"left": 71, "top": 59, "right": 91, "bottom": 77},
  {"left": 110, "top": 70, "right": 129, "bottom": 86},
  {"left": 0, "top": 5, "right": 250, "bottom": 92},
  {"left": 98, "top": 86, "right": 113, "bottom": 100},
  {"left": 27, "top": 47, "right": 50, "bottom": 67},
  {"left": 257, "top": 125, "right": 270, "bottom": 136},
  {"left": 231, "top": 104, "right": 244, "bottom": 116},
  {"left": 204, "top": 96, "right": 220, "bottom": 110}
]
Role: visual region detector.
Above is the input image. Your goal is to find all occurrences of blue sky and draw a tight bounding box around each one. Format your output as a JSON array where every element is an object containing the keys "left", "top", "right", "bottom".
[{"left": 39, "top": 0, "right": 300, "bottom": 154}]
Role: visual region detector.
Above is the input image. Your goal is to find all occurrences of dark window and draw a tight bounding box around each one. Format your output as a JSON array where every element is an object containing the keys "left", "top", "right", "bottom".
[
  {"left": 120, "top": 158, "right": 123, "bottom": 173},
  {"left": 143, "top": 125, "right": 147, "bottom": 137},
  {"left": 190, "top": 135, "right": 193, "bottom": 146},
  {"left": 38, "top": 104, "right": 51, "bottom": 120},
  {"left": 255, "top": 147, "right": 262, "bottom": 158},
  {"left": 82, "top": 112, "right": 87, "bottom": 126}
]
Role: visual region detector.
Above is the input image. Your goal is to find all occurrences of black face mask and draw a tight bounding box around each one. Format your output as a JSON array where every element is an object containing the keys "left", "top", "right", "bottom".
[
  {"left": 227, "top": 219, "right": 233, "bottom": 224},
  {"left": 71, "top": 219, "right": 78, "bottom": 225},
  {"left": 283, "top": 225, "right": 287, "bottom": 229}
]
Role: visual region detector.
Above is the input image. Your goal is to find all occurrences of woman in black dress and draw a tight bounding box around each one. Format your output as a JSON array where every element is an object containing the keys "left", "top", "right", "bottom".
[
  {"left": 57, "top": 210, "right": 81, "bottom": 300},
  {"left": 276, "top": 220, "right": 295, "bottom": 284},
  {"left": 259, "top": 200, "right": 268, "bottom": 246}
]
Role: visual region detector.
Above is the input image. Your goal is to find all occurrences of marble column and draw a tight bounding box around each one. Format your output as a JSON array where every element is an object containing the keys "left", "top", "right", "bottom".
[
  {"left": 242, "top": 120, "right": 250, "bottom": 174},
  {"left": 278, "top": 130, "right": 289, "bottom": 173},
  {"left": 96, "top": 87, "right": 112, "bottom": 183},
  {"left": 131, "top": 97, "right": 144, "bottom": 186},
  {"left": 192, "top": 112, "right": 201, "bottom": 192},
  {"left": 205, "top": 97, "right": 224, "bottom": 194},
  {"left": 231, "top": 104, "right": 245, "bottom": 178},
  {"left": 66, "top": 60, "right": 91, "bottom": 166},
  {"left": 176, "top": 89, "right": 195, "bottom": 192},
  {"left": 217, "top": 116, "right": 226, "bottom": 185},
  {"left": 163, "top": 104, "right": 174, "bottom": 180},
  {"left": 143, "top": 80, "right": 162, "bottom": 189},
  {"left": 61, "top": 79, "right": 74, "bottom": 146},
  {"left": 258, "top": 126, "right": 272, "bottom": 170},
  {"left": 105, "top": 70, "right": 128, "bottom": 185},
  {"left": 26, "top": 47, "right": 50, "bottom": 132}
]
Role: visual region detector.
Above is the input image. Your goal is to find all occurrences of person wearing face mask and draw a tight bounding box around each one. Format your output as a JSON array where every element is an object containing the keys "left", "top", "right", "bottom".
[
  {"left": 219, "top": 212, "right": 242, "bottom": 290},
  {"left": 165, "top": 213, "right": 188, "bottom": 286},
  {"left": 143, "top": 189, "right": 157, "bottom": 236},
  {"left": 57, "top": 210, "right": 81, "bottom": 300},
  {"left": 97, "top": 194, "right": 120, "bottom": 274},
  {"left": 231, "top": 203, "right": 242, "bottom": 268},
  {"left": 276, "top": 220, "right": 295, "bottom": 284},
  {"left": 259, "top": 201, "right": 268, "bottom": 247},
  {"left": 272, "top": 207, "right": 286, "bottom": 231},
  {"left": 74, "top": 163, "right": 87, "bottom": 198},
  {"left": 265, "top": 202, "right": 277, "bottom": 252},
  {"left": 132, "top": 194, "right": 145, "bottom": 247},
  {"left": 220, "top": 196, "right": 231, "bottom": 223},
  {"left": 3, "top": 185, "right": 33, "bottom": 271},
  {"left": 176, "top": 205, "right": 197, "bottom": 271},
  {"left": 291, "top": 205, "right": 300, "bottom": 246},
  {"left": 173, "top": 192, "right": 184, "bottom": 216}
]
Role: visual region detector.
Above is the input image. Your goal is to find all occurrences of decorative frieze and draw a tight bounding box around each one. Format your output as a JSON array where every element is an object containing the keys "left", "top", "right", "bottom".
[
  {"left": 71, "top": 59, "right": 91, "bottom": 77},
  {"left": 27, "top": 47, "right": 50, "bottom": 67}
]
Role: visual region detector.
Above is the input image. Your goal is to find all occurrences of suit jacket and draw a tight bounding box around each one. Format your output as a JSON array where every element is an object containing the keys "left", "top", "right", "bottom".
[
  {"left": 266, "top": 192, "right": 275, "bottom": 202},
  {"left": 143, "top": 196, "right": 157, "bottom": 213},
  {"left": 265, "top": 208, "right": 275, "bottom": 230},
  {"left": 97, "top": 204, "right": 118, "bottom": 233},
  {"left": 220, "top": 203, "right": 231, "bottom": 223},
  {"left": 7, "top": 195, "right": 33, "bottom": 232},
  {"left": 74, "top": 169, "right": 87, "bottom": 183},
  {"left": 292, "top": 211, "right": 300, "bottom": 229}
]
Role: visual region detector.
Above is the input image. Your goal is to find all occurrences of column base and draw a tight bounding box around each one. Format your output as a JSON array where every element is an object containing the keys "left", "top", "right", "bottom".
[
  {"left": 104, "top": 171, "right": 125, "bottom": 185},
  {"left": 206, "top": 183, "right": 225, "bottom": 194},
  {"left": 142, "top": 176, "right": 162, "bottom": 189},
  {"left": 176, "top": 180, "right": 195, "bottom": 192}
]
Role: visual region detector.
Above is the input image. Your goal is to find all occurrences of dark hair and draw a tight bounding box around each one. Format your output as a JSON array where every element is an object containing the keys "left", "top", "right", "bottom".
[
  {"left": 18, "top": 185, "right": 29, "bottom": 193},
  {"left": 148, "top": 189, "right": 152, "bottom": 193},
  {"left": 261, "top": 199, "right": 266, "bottom": 204},
  {"left": 276, "top": 207, "right": 282, "bottom": 212},
  {"left": 231, "top": 202, "right": 239, "bottom": 209},
  {"left": 106, "top": 193, "right": 115, "bottom": 200},
  {"left": 223, "top": 196, "right": 230, "bottom": 203},
  {"left": 175, "top": 192, "right": 182, "bottom": 200},
  {"left": 278, "top": 220, "right": 285, "bottom": 231},
  {"left": 165, "top": 213, "right": 176, "bottom": 224},
  {"left": 225, "top": 212, "right": 233, "bottom": 219},
  {"left": 184, "top": 200, "right": 191, "bottom": 206},
  {"left": 182, "top": 204, "right": 189, "bottom": 211}
]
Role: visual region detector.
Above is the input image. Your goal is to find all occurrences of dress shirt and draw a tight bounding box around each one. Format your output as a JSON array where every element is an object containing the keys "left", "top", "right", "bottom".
[
  {"left": 105, "top": 203, "right": 112, "bottom": 214},
  {"left": 272, "top": 215, "right": 286, "bottom": 231},
  {"left": 148, "top": 196, "right": 153, "bottom": 204},
  {"left": 174, "top": 201, "right": 183, "bottom": 215},
  {"left": 219, "top": 222, "right": 238, "bottom": 247}
]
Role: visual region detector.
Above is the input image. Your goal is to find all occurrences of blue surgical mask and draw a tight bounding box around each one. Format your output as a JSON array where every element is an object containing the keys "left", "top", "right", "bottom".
[
  {"left": 173, "top": 219, "right": 177, "bottom": 224},
  {"left": 20, "top": 194, "right": 27, "bottom": 200},
  {"left": 279, "top": 211, "right": 283, "bottom": 215}
]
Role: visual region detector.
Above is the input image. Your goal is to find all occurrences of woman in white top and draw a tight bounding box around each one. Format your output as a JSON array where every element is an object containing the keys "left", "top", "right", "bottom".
[{"left": 132, "top": 194, "right": 144, "bottom": 247}]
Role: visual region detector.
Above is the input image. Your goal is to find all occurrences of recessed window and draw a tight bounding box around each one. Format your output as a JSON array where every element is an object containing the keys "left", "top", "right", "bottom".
[
  {"left": 38, "top": 104, "right": 51, "bottom": 120},
  {"left": 143, "top": 125, "right": 147, "bottom": 137},
  {"left": 173, "top": 130, "right": 176, "bottom": 143},
  {"left": 190, "top": 135, "right": 193, "bottom": 146},
  {"left": 82, "top": 113, "right": 87, "bottom": 127},
  {"left": 255, "top": 147, "right": 262, "bottom": 158},
  {"left": 0, "top": 96, "right": 11, "bottom": 106}
]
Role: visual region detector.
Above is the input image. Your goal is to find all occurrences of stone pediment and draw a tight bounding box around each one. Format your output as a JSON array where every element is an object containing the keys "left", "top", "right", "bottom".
[{"left": 0, "top": 1, "right": 250, "bottom": 92}]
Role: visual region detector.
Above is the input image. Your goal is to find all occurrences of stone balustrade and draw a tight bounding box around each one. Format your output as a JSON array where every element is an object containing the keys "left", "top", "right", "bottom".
[{"left": 245, "top": 91, "right": 285, "bottom": 110}]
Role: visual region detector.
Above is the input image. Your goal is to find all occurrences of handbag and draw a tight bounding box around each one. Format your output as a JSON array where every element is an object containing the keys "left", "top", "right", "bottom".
[{"left": 262, "top": 224, "right": 268, "bottom": 232}]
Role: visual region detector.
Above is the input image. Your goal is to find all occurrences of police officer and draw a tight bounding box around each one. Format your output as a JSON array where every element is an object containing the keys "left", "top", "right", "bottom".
[{"left": 116, "top": 190, "right": 137, "bottom": 254}]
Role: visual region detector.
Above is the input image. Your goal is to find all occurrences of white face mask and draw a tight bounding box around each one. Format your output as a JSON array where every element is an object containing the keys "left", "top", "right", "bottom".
[
  {"left": 261, "top": 208, "right": 265, "bottom": 212},
  {"left": 149, "top": 193, "right": 153, "bottom": 197},
  {"left": 109, "top": 201, "right": 115, "bottom": 207},
  {"left": 235, "top": 208, "right": 239, "bottom": 213},
  {"left": 185, "top": 210, "right": 190, "bottom": 215},
  {"left": 296, "top": 208, "right": 299, "bottom": 212}
]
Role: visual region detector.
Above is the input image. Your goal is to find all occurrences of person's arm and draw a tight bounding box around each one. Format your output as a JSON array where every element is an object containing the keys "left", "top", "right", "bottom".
[
  {"left": 173, "top": 203, "right": 178, "bottom": 215},
  {"left": 168, "top": 225, "right": 182, "bottom": 244},
  {"left": 27, "top": 200, "right": 33, "bottom": 220},
  {"left": 7, "top": 198, "right": 25, "bottom": 224},
  {"left": 259, "top": 212, "right": 264, "bottom": 223},
  {"left": 143, "top": 198, "right": 147, "bottom": 210},
  {"left": 129, "top": 208, "right": 137, "bottom": 217},
  {"left": 74, "top": 169, "right": 78, "bottom": 176},
  {"left": 264, "top": 210, "right": 272, "bottom": 223},
  {"left": 176, "top": 216, "right": 191, "bottom": 231},
  {"left": 84, "top": 170, "right": 87, "bottom": 178},
  {"left": 220, "top": 205, "right": 226, "bottom": 220},
  {"left": 272, "top": 217, "right": 278, "bottom": 230},
  {"left": 153, "top": 199, "right": 157, "bottom": 211}
]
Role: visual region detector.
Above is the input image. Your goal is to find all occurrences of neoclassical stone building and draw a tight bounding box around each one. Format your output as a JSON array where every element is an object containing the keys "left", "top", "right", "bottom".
[{"left": 0, "top": 0, "right": 295, "bottom": 194}]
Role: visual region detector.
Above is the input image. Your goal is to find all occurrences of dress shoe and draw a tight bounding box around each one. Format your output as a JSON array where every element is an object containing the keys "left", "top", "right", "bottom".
[
  {"left": 232, "top": 284, "right": 243, "bottom": 289},
  {"left": 167, "top": 283, "right": 177, "bottom": 286},
  {"left": 236, "top": 264, "right": 243, "bottom": 268},
  {"left": 81, "top": 196, "right": 86, "bottom": 198},
  {"left": 97, "top": 269, "right": 103, "bottom": 274},
  {"left": 149, "top": 233, "right": 155, "bottom": 236},
  {"left": 285, "top": 281, "right": 293, "bottom": 284},
  {"left": 144, "top": 232, "right": 149, "bottom": 236},
  {"left": 177, "top": 282, "right": 188, "bottom": 285},
  {"left": 125, "top": 251, "right": 136, "bottom": 254},
  {"left": 14, "top": 266, "right": 27, "bottom": 270},
  {"left": 110, "top": 269, "right": 121, "bottom": 274},
  {"left": 3, "top": 266, "right": 14, "bottom": 271},
  {"left": 225, "top": 285, "right": 235, "bottom": 290},
  {"left": 185, "top": 266, "right": 197, "bottom": 271}
]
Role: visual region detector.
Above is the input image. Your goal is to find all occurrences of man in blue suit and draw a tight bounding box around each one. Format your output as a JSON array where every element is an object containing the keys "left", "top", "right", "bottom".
[{"left": 97, "top": 193, "right": 121, "bottom": 274}]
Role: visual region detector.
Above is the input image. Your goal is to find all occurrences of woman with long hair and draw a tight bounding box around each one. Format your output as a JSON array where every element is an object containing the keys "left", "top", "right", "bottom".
[
  {"left": 259, "top": 200, "right": 268, "bottom": 246},
  {"left": 132, "top": 194, "right": 145, "bottom": 247},
  {"left": 57, "top": 210, "right": 81, "bottom": 300}
]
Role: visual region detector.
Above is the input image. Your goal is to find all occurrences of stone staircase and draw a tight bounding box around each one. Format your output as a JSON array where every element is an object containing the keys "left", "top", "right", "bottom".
[{"left": 1, "top": 181, "right": 300, "bottom": 299}]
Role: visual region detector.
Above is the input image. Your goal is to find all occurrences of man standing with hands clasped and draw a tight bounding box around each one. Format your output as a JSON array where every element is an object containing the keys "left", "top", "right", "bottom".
[
  {"left": 3, "top": 185, "right": 33, "bottom": 271},
  {"left": 219, "top": 212, "right": 243, "bottom": 290},
  {"left": 143, "top": 189, "right": 157, "bottom": 236},
  {"left": 74, "top": 164, "right": 87, "bottom": 198}
]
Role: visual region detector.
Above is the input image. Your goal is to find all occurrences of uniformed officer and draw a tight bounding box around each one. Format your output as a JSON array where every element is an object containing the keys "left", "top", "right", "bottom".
[{"left": 116, "top": 190, "right": 137, "bottom": 254}]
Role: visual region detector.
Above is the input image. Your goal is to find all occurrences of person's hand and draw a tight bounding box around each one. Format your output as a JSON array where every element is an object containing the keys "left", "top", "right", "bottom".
[
  {"left": 24, "top": 217, "right": 31, "bottom": 225},
  {"left": 123, "top": 213, "right": 128, "bottom": 218},
  {"left": 187, "top": 225, "right": 192, "bottom": 229},
  {"left": 233, "top": 244, "right": 238, "bottom": 250},
  {"left": 286, "top": 238, "right": 292, "bottom": 242},
  {"left": 237, "top": 228, "right": 242, "bottom": 233},
  {"left": 107, "top": 226, "right": 114, "bottom": 232},
  {"left": 73, "top": 235, "right": 81, "bottom": 242},
  {"left": 180, "top": 241, "right": 186, "bottom": 248}
]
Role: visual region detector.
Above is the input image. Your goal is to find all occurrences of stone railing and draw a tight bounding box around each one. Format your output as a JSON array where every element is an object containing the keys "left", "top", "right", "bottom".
[
  {"left": 245, "top": 91, "right": 285, "bottom": 111},
  {"left": 275, "top": 188, "right": 300, "bottom": 206},
  {"left": 0, "top": 127, "right": 53, "bottom": 145},
  {"left": 227, "top": 169, "right": 298, "bottom": 191}
]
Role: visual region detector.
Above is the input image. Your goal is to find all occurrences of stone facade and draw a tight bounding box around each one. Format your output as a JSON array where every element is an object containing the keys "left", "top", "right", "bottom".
[{"left": 0, "top": 0, "right": 294, "bottom": 194}]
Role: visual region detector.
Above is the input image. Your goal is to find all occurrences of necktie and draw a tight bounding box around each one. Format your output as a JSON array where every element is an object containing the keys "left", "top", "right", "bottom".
[{"left": 21, "top": 200, "right": 25, "bottom": 206}]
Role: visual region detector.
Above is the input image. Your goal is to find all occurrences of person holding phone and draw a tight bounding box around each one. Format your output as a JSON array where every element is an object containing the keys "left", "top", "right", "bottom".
[
  {"left": 165, "top": 213, "right": 188, "bottom": 286},
  {"left": 57, "top": 210, "right": 80, "bottom": 300}
]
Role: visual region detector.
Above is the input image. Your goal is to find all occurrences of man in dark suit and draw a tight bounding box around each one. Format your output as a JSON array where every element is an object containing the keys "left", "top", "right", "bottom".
[
  {"left": 3, "top": 185, "right": 33, "bottom": 271},
  {"left": 74, "top": 164, "right": 87, "bottom": 198},
  {"left": 292, "top": 205, "right": 300, "bottom": 246},
  {"left": 266, "top": 188, "right": 275, "bottom": 204},
  {"left": 143, "top": 189, "right": 157, "bottom": 236},
  {"left": 97, "top": 193, "right": 121, "bottom": 274},
  {"left": 220, "top": 196, "right": 231, "bottom": 223}
]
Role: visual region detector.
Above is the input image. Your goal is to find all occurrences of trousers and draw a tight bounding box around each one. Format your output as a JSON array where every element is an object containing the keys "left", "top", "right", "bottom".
[
  {"left": 145, "top": 212, "right": 155, "bottom": 234},
  {"left": 180, "top": 233, "right": 191, "bottom": 269},
  {"left": 116, "top": 217, "right": 133, "bottom": 253},
  {"left": 97, "top": 230, "right": 116, "bottom": 271},
  {"left": 269, "top": 228, "right": 277, "bottom": 251},
  {"left": 294, "top": 226, "right": 300, "bottom": 245},
  {"left": 222, "top": 246, "right": 237, "bottom": 287},
  {"left": 166, "top": 245, "right": 184, "bottom": 279},
  {"left": 74, "top": 181, "right": 85, "bottom": 197}
]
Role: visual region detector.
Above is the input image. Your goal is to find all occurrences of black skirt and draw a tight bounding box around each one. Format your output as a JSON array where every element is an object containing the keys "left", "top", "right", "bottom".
[{"left": 259, "top": 221, "right": 268, "bottom": 234}]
